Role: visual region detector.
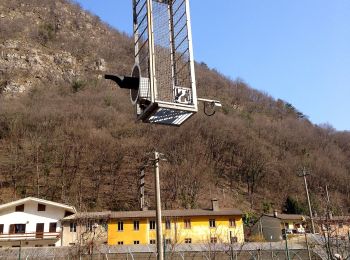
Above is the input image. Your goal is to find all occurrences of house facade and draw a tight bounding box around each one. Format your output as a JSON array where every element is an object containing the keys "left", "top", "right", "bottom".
[
  {"left": 61, "top": 212, "right": 110, "bottom": 246},
  {"left": 108, "top": 200, "right": 244, "bottom": 245},
  {"left": 251, "top": 212, "right": 307, "bottom": 242},
  {"left": 0, "top": 197, "right": 76, "bottom": 248},
  {"left": 315, "top": 216, "right": 350, "bottom": 239}
]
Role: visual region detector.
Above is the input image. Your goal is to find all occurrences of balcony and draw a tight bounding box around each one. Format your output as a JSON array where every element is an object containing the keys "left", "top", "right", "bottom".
[{"left": 0, "top": 232, "right": 60, "bottom": 241}]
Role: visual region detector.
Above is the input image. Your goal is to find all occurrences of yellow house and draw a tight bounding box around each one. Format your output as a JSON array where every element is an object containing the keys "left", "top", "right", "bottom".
[{"left": 108, "top": 200, "right": 244, "bottom": 245}]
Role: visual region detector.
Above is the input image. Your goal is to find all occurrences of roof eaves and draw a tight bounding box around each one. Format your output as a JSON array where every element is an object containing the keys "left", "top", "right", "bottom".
[
  {"left": 109, "top": 208, "right": 242, "bottom": 219},
  {"left": 0, "top": 197, "right": 76, "bottom": 213}
]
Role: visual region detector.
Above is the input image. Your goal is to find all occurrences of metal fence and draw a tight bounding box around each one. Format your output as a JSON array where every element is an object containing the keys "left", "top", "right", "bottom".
[
  {"left": 0, "top": 243, "right": 323, "bottom": 260},
  {"left": 0, "top": 251, "right": 322, "bottom": 260}
]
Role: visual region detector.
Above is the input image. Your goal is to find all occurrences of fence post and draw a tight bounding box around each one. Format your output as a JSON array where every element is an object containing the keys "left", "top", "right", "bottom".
[
  {"left": 305, "top": 233, "right": 312, "bottom": 260},
  {"left": 270, "top": 242, "right": 274, "bottom": 260},
  {"left": 163, "top": 235, "right": 166, "bottom": 260},
  {"left": 18, "top": 240, "right": 22, "bottom": 260},
  {"left": 348, "top": 231, "right": 350, "bottom": 257},
  {"left": 284, "top": 230, "right": 290, "bottom": 260}
]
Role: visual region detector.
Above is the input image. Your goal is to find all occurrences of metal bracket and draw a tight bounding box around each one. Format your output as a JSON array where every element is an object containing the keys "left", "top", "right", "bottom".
[{"left": 198, "top": 98, "right": 222, "bottom": 116}]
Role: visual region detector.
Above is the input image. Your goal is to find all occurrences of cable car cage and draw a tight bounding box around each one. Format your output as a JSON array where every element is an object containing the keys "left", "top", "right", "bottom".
[{"left": 105, "top": 0, "right": 221, "bottom": 126}]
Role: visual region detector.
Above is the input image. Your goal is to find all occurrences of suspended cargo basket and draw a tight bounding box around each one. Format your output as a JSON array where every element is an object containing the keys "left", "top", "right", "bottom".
[{"left": 131, "top": 0, "right": 198, "bottom": 126}]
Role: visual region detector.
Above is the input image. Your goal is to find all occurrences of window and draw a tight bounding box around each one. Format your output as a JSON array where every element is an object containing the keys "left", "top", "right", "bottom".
[
  {"left": 134, "top": 240, "right": 140, "bottom": 245},
  {"left": 209, "top": 219, "right": 216, "bottom": 228},
  {"left": 35, "top": 245, "right": 43, "bottom": 247},
  {"left": 70, "top": 223, "right": 77, "bottom": 232},
  {"left": 9, "top": 224, "right": 26, "bottom": 234},
  {"left": 229, "top": 219, "right": 236, "bottom": 228},
  {"left": 101, "top": 222, "right": 108, "bottom": 231},
  {"left": 118, "top": 221, "right": 124, "bottom": 231},
  {"left": 210, "top": 237, "right": 217, "bottom": 244},
  {"left": 339, "top": 223, "right": 344, "bottom": 228},
  {"left": 150, "top": 239, "right": 156, "bottom": 244},
  {"left": 150, "top": 220, "right": 156, "bottom": 230},
  {"left": 185, "top": 238, "right": 192, "bottom": 244},
  {"left": 117, "top": 241, "right": 124, "bottom": 245},
  {"left": 37, "top": 203, "right": 46, "bottom": 212},
  {"left": 49, "top": 223, "right": 57, "bottom": 233},
  {"left": 165, "top": 238, "right": 171, "bottom": 244},
  {"left": 134, "top": 221, "right": 140, "bottom": 231},
  {"left": 0, "top": 224, "right": 3, "bottom": 234},
  {"left": 86, "top": 222, "right": 93, "bottom": 232},
  {"left": 15, "top": 204, "right": 24, "bottom": 212},
  {"left": 48, "top": 244, "right": 56, "bottom": 247},
  {"left": 184, "top": 219, "right": 191, "bottom": 229},
  {"left": 165, "top": 219, "right": 171, "bottom": 230},
  {"left": 230, "top": 237, "right": 238, "bottom": 243}
]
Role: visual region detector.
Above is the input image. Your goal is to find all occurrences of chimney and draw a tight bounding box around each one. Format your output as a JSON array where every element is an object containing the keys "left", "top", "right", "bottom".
[
  {"left": 211, "top": 198, "right": 219, "bottom": 211},
  {"left": 273, "top": 209, "right": 278, "bottom": 218}
]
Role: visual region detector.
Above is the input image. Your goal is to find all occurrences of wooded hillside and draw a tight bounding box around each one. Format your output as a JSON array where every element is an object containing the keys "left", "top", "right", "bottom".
[{"left": 1, "top": 0, "right": 349, "bottom": 216}]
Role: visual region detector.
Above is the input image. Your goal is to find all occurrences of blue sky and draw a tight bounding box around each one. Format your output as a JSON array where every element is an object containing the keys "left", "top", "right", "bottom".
[{"left": 75, "top": 0, "right": 350, "bottom": 131}]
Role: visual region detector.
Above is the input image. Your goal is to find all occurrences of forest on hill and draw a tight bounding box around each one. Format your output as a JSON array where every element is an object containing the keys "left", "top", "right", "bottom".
[{"left": 0, "top": 0, "right": 350, "bottom": 217}]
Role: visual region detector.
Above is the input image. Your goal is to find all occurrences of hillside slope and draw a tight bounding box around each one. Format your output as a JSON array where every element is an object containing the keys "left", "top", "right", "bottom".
[{"left": 1, "top": 0, "right": 350, "bottom": 215}]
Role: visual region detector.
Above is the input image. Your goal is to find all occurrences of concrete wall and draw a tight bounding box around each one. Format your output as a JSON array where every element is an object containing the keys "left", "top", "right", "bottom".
[
  {"left": 61, "top": 222, "right": 79, "bottom": 246},
  {"left": 61, "top": 221, "right": 107, "bottom": 246},
  {"left": 251, "top": 216, "right": 283, "bottom": 242}
]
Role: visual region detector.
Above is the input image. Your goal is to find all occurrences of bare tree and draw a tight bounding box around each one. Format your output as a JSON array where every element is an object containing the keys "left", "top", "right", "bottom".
[{"left": 237, "top": 144, "right": 268, "bottom": 209}]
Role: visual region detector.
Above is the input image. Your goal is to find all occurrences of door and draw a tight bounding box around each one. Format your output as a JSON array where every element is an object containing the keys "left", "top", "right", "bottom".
[{"left": 36, "top": 223, "right": 44, "bottom": 238}]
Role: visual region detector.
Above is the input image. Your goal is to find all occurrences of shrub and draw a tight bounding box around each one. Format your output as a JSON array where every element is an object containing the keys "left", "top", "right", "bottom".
[
  {"left": 36, "top": 23, "right": 56, "bottom": 45},
  {"left": 249, "top": 234, "right": 266, "bottom": 242},
  {"left": 71, "top": 80, "right": 85, "bottom": 93}
]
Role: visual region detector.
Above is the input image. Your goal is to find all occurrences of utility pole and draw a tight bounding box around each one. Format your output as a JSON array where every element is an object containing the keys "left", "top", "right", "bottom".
[
  {"left": 298, "top": 168, "right": 315, "bottom": 234},
  {"left": 154, "top": 151, "right": 164, "bottom": 260},
  {"left": 325, "top": 185, "right": 333, "bottom": 259},
  {"left": 326, "top": 185, "right": 332, "bottom": 214}
]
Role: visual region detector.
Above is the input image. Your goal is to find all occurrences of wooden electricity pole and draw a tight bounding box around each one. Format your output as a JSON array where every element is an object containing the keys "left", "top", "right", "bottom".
[{"left": 298, "top": 168, "right": 315, "bottom": 234}]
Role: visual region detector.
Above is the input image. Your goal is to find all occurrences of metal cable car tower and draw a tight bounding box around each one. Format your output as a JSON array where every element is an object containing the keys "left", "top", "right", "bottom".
[{"left": 106, "top": 0, "right": 221, "bottom": 126}]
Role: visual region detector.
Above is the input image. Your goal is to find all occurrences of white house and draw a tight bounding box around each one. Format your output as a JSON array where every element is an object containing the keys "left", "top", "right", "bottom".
[{"left": 0, "top": 197, "right": 76, "bottom": 248}]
